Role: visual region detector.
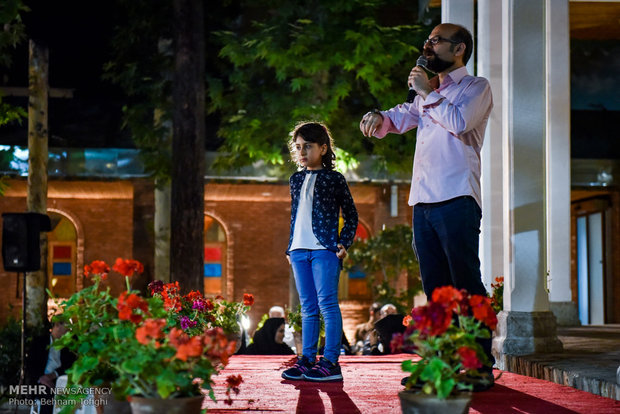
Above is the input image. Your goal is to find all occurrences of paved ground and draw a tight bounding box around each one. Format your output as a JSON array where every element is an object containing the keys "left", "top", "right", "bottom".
[{"left": 508, "top": 325, "right": 620, "bottom": 400}]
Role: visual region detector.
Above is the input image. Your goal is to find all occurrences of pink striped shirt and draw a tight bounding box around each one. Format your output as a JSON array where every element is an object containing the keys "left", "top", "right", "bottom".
[{"left": 374, "top": 66, "right": 493, "bottom": 208}]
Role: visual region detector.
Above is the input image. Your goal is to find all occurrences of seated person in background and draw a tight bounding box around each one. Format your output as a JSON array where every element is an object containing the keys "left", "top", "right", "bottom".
[
  {"left": 245, "top": 317, "right": 295, "bottom": 355},
  {"left": 362, "top": 305, "right": 405, "bottom": 355},
  {"left": 268, "top": 305, "right": 296, "bottom": 351},
  {"left": 379, "top": 303, "right": 398, "bottom": 319},
  {"left": 353, "top": 302, "right": 382, "bottom": 354},
  {"left": 26, "top": 320, "right": 76, "bottom": 414},
  {"left": 319, "top": 331, "right": 354, "bottom": 356}
]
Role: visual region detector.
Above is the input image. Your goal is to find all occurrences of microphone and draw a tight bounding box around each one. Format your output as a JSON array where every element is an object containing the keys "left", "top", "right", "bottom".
[{"left": 406, "top": 55, "right": 428, "bottom": 103}]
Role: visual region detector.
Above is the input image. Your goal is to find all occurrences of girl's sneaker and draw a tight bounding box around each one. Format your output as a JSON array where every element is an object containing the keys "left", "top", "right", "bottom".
[
  {"left": 282, "top": 356, "right": 315, "bottom": 380},
  {"left": 302, "top": 357, "right": 343, "bottom": 382}
]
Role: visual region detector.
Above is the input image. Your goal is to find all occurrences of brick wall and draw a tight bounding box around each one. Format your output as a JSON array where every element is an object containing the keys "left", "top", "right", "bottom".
[{"left": 0, "top": 178, "right": 413, "bottom": 335}]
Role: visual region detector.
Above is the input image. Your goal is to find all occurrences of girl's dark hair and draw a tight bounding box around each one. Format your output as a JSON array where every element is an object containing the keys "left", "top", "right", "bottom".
[{"left": 289, "top": 121, "right": 336, "bottom": 170}]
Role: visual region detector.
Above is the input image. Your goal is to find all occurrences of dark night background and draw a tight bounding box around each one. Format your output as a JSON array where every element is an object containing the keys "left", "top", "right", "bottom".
[{"left": 0, "top": 1, "right": 618, "bottom": 159}]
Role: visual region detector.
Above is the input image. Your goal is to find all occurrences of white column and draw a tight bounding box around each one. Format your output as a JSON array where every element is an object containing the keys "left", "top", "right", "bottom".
[
  {"left": 502, "top": 0, "right": 549, "bottom": 313},
  {"left": 441, "top": 0, "right": 475, "bottom": 74},
  {"left": 493, "top": 0, "right": 562, "bottom": 365},
  {"left": 546, "top": 0, "right": 578, "bottom": 325},
  {"left": 478, "top": 0, "right": 504, "bottom": 289}
]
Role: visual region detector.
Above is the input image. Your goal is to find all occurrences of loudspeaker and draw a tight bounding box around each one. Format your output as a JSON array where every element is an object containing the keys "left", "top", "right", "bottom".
[{"left": 2, "top": 213, "right": 51, "bottom": 272}]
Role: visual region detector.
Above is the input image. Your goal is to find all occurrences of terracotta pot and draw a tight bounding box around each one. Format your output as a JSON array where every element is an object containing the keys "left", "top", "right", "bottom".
[
  {"left": 398, "top": 390, "right": 472, "bottom": 414},
  {"left": 129, "top": 395, "right": 204, "bottom": 414}
]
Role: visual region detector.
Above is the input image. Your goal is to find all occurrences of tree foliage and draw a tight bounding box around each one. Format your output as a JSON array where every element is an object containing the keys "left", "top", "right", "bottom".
[
  {"left": 345, "top": 224, "right": 421, "bottom": 312},
  {"left": 103, "top": 0, "right": 174, "bottom": 185},
  {"left": 0, "top": 0, "right": 28, "bottom": 128},
  {"left": 209, "top": 0, "right": 436, "bottom": 176},
  {"left": 102, "top": 1, "right": 438, "bottom": 179}
]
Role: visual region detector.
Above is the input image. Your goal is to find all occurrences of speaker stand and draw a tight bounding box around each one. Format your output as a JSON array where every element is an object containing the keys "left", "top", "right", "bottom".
[{"left": 19, "top": 271, "right": 26, "bottom": 389}]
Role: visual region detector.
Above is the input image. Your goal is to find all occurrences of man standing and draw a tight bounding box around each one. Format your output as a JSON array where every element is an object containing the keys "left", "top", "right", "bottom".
[{"left": 359, "top": 23, "right": 494, "bottom": 389}]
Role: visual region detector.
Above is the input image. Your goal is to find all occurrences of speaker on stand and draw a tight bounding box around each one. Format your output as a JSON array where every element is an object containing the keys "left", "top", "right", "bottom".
[{"left": 1, "top": 212, "right": 51, "bottom": 390}]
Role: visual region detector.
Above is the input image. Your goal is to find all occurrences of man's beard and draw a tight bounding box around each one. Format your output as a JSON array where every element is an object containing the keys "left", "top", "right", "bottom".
[{"left": 425, "top": 53, "right": 454, "bottom": 73}]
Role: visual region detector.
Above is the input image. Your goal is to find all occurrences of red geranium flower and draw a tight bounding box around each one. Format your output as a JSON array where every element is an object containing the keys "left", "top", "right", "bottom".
[
  {"left": 411, "top": 302, "right": 452, "bottom": 337},
  {"left": 117, "top": 291, "right": 149, "bottom": 324},
  {"left": 113, "top": 258, "right": 144, "bottom": 277},
  {"left": 136, "top": 318, "right": 166, "bottom": 348},
  {"left": 432, "top": 285, "right": 463, "bottom": 311},
  {"left": 469, "top": 295, "right": 498, "bottom": 330},
  {"left": 243, "top": 293, "right": 254, "bottom": 306},
  {"left": 491, "top": 276, "right": 504, "bottom": 289},
  {"left": 185, "top": 290, "right": 203, "bottom": 302},
  {"left": 84, "top": 260, "right": 110, "bottom": 279},
  {"left": 148, "top": 280, "right": 164, "bottom": 295},
  {"left": 457, "top": 346, "right": 483, "bottom": 370},
  {"left": 168, "top": 328, "right": 203, "bottom": 361},
  {"left": 403, "top": 315, "right": 413, "bottom": 327}
]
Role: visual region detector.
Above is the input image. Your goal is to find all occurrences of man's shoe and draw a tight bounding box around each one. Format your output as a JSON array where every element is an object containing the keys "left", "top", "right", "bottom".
[
  {"left": 465, "top": 371, "right": 495, "bottom": 392},
  {"left": 302, "top": 357, "right": 343, "bottom": 382},
  {"left": 282, "top": 356, "right": 315, "bottom": 380}
]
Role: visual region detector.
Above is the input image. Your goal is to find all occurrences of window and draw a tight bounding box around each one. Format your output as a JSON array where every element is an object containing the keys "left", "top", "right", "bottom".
[
  {"left": 203, "top": 215, "right": 226, "bottom": 296},
  {"left": 47, "top": 214, "right": 77, "bottom": 298}
]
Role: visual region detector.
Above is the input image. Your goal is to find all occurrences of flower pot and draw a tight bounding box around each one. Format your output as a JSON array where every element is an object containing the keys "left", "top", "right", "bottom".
[
  {"left": 129, "top": 395, "right": 204, "bottom": 414},
  {"left": 398, "top": 390, "right": 472, "bottom": 414},
  {"left": 97, "top": 392, "right": 131, "bottom": 414}
]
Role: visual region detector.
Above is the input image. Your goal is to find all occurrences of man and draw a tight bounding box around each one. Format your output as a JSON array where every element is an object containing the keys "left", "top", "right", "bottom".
[
  {"left": 26, "top": 321, "right": 76, "bottom": 413},
  {"left": 359, "top": 23, "right": 494, "bottom": 389}
]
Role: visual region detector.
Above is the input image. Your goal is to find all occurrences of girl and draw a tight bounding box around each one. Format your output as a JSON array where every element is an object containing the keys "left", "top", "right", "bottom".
[{"left": 281, "top": 122, "right": 358, "bottom": 382}]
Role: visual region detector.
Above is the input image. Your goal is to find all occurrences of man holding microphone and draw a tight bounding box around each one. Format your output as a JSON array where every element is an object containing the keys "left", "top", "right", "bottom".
[{"left": 359, "top": 23, "right": 494, "bottom": 390}]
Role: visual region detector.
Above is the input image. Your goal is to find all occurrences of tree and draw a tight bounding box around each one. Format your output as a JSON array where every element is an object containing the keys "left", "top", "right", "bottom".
[
  {"left": 170, "top": 0, "right": 205, "bottom": 293},
  {"left": 208, "top": 0, "right": 436, "bottom": 176},
  {"left": 345, "top": 224, "right": 421, "bottom": 313},
  {"left": 25, "top": 39, "right": 49, "bottom": 331}
]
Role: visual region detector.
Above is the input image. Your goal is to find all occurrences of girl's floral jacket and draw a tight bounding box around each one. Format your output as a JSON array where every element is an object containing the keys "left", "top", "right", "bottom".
[{"left": 286, "top": 169, "right": 358, "bottom": 254}]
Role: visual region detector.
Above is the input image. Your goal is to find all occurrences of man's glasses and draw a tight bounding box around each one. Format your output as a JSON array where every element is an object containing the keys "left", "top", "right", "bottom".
[{"left": 423, "top": 36, "right": 461, "bottom": 47}]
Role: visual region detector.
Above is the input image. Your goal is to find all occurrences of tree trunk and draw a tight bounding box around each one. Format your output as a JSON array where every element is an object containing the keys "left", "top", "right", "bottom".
[
  {"left": 170, "top": 0, "right": 205, "bottom": 293},
  {"left": 154, "top": 178, "right": 171, "bottom": 283},
  {"left": 26, "top": 39, "right": 49, "bottom": 331}
]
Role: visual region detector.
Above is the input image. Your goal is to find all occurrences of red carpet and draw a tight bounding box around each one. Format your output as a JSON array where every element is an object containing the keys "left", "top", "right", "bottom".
[{"left": 203, "top": 355, "right": 620, "bottom": 413}]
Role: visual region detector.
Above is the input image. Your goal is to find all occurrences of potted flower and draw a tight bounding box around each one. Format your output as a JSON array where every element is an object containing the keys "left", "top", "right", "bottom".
[
  {"left": 147, "top": 280, "right": 253, "bottom": 352},
  {"left": 285, "top": 304, "right": 325, "bottom": 355},
  {"left": 392, "top": 286, "right": 498, "bottom": 414},
  {"left": 490, "top": 276, "right": 504, "bottom": 315},
  {"left": 54, "top": 259, "right": 250, "bottom": 414}
]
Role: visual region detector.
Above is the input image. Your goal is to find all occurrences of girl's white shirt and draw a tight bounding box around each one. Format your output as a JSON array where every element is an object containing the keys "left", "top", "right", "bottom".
[{"left": 289, "top": 173, "right": 326, "bottom": 251}]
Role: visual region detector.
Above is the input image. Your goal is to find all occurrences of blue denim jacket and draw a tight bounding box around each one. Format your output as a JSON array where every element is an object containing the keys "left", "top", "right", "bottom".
[{"left": 287, "top": 169, "right": 358, "bottom": 254}]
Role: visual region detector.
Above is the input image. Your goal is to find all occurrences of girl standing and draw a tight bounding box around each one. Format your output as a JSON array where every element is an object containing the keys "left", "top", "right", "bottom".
[{"left": 281, "top": 122, "right": 358, "bottom": 382}]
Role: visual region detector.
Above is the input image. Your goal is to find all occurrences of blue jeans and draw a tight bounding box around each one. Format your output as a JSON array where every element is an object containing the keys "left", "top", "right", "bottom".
[
  {"left": 413, "top": 196, "right": 494, "bottom": 370},
  {"left": 290, "top": 249, "right": 342, "bottom": 363}
]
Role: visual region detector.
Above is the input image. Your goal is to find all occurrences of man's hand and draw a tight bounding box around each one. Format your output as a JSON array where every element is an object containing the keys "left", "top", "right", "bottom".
[
  {"left": 408, "top": 65, "right": 432, "bottom": 100},
  {"left": 336, "top": 244, "right": 347, "bottom": 259},
  {"left": 359, "top": 111, "right": 383, "bottom": 137}
]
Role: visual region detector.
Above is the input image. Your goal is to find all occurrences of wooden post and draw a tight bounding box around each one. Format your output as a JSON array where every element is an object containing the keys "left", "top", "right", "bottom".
[{"left": 26, "top": 39, "right": 50, "bottom": 330}]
